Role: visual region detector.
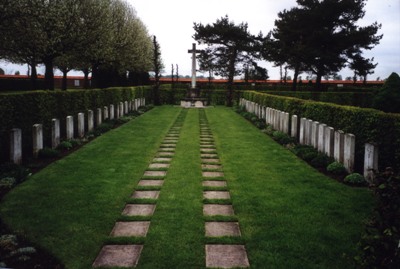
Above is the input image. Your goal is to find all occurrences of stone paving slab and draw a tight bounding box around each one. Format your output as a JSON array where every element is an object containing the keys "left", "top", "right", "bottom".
[
  {"left": 203, "top": 191, "right": 230, "bottom": 200},
  {"left": 132, "top": 190, "right": 160, "bottom": 199},
  {"left": 92, "top": 245, "right": 143, "bottom": 267},
  {"left": 201, "top": 144, "right": 216, "bottom": 148},
  {"left": 149, "top": 163, "right": 170, "bottom": 169},
  {"left": 202, "top": 158, "right": 220, "bottom": 164},
  {"left": 202, "top": 164, "right": 222, "bottom": 170},
  {"left": 201, "top": 154, "right": 218, "bottom": 158},
  {"left": 205, "top": 222, "right": 241, "bottom": 237},
  {"left": 144, "top": 171, "right": 167, "bottom": 177},
  {"left": 159, "top": 147, "right": 175, "bottom": 151},
  {"left": 160, "top": 144, "right": 176, "bottom": 148},
  {"left": 203, "top": 171, "right": 224, "bottom": 178},
  {"left": 157, "top": 152, "right": 175, "bottom": 157},
  {"left": 122, "top": 204, "right": 156, "bottom": 216},
  {"left": 202, "top": 181, "right": 227, "bottom": 187},
  {"left": 203, "top": 204, "right": 234, "bottom": 216},
  {"left": 152, "top": 157, "right": 172, "bottom": 162},
  {"left": 201, "top": 148, "right": 217, "bottom": 153},
  {"left": 200, "top": 138, "right": 214, "bottom": 141},
  {"left": 138, "top": 180, "right": 164, "bottom": 186},
  {"left": 110, "top": 221, "right": 150, "bottom": 237},
  {"left": 163, "top": 139, "right": 178, "bottom": 143},
  {"left": 205, "top": 244, "right": 250, "bottom": 268}
]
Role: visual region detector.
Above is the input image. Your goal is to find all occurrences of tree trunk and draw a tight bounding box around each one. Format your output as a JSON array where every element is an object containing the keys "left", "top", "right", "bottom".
[
  {"left": 44, "top": 58, "right": 55, "bottom": 90},
  {"left": 83, "top": 68, "right": 90, "bottom": 89},
  {"left": 91, "top": 64, "right": 99, "bottom": 88},
  {"left": 61, "top": 68, "right": 68, "bottom": 91},
  {"left": 29, "top": 62, "right": 38, "bottom": 90},
  {"left": 315, "top": 69, "right": 323, "bottom": 91},
  {"left": 292, "top": 65, "right": 300, "bottom": 91},
  {"left": 226, "top": 49, "right": 237, "bottom": 107}
]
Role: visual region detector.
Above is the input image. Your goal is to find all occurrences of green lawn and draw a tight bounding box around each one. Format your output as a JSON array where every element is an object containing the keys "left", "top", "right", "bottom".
[{"left": 0, "top": 106, "right": 373, "bottom": 268}]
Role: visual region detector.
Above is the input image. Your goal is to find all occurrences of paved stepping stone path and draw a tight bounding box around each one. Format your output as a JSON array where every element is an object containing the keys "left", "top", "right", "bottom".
[
  {"left": 93, "top": 108, "right": 249, "bottom": 268},
  {"left": 199, "top": 109, "right": 250, "bottom": 268},
  {"left": 93, "top": 110, "right": 186, "bottom": 268}
]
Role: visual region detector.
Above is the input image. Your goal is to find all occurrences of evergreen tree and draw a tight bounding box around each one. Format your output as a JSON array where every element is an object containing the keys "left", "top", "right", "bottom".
[
  {"left": 194, "top": 15, "right": 264, "bottom": 106},
  {"left": 269, "top": 0, "right": 382, "bottom": 90}
]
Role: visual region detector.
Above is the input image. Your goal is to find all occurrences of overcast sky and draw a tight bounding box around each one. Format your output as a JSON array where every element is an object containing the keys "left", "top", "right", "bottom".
[
  {"left": 130, "top": 0, "right": 400, "bottom": 80},
  {"left": 1, "top": 0, "right": 399, "bottom": 80}
]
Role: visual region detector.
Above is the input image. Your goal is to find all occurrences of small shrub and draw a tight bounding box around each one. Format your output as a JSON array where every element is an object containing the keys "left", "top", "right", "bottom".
[
  {"left": 95, "top": 122, "right": 113, "bottom": 134},
  {"left": 344, "top": 173, "right": 366, "bottom": 185},
  {"left": 38, "top": 148, "right": 59, "bottom": 159},
  {"left": 254, "top": 119, "right": 267, "bottom": 129},
  {"left": 0, "top": 177, "right": 17, "bottom": 190},
  {"left": 57, "top": 141, "right": 73, "bottom": 150},
  {"left": 272, "top": 131, "right": 295, "bottom": 145},
  {"left": 0, "top": 163, "right": 30, "bottom": 183},
  {"left": 310, "top": 153, "right": 331, "bottom": 168},
  {"left": 291, "top": 145, "right": 318, "bottom": 161},
  {"left": 356, "top": 168, "right": 400, "bottom": 267},
  {"left": 327, "top": 161, "right": 347, "bottom": 175},
  {"left": 69, "top": 139, "right": 82, "bottom": 147}
]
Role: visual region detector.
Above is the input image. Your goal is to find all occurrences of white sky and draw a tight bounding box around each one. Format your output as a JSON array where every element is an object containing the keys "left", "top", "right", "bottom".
[
  {"left": 1, "top": 0, "right": 399, "bottom": 80},
  {"left": 130, "top": 0, "right": 400, "bottom": 80}
]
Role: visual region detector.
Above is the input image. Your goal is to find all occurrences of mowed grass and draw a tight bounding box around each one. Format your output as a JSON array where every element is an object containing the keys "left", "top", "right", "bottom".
[
  {"left": 0, "top": 106, "right": 182, "bottom": 269},
  {"left": 137, "top": 108, "right": 204, "bottom": 268},
  {"left": 206, "top": 106, "right": 373, "bottom": 268},
  {"left": 0, "top": 106, "right": 373, "bottom": 268}
]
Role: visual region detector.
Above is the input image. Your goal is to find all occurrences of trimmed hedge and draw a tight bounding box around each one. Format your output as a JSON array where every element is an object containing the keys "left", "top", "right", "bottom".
[
  {"left": 0, "top": 86, "right": 151, "bottom": 163},
  {"left": 158, "top": 85, "right": 242, "bottom": 105},
  {"left": 264, "top": 91, "right": 374, "bottom": 108},
  {"left": 243, "top": 91, "right": 400, "bottom": 172}
]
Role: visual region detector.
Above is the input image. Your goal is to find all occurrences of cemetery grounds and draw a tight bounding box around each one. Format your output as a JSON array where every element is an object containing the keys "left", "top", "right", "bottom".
[{"left": 0, "top": 106, "right": 373, "bottom": 268}]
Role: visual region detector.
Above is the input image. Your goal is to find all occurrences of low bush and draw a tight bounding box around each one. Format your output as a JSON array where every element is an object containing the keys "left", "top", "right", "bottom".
[
  {"left": 344, "top": 173, "right": 366, "bottom": 185},
  {"left": 57, "top": 141, "right": 73, "bottom": 151},
  {"left": 0, "top": 234, "right": 37, "bottom": 268},
  {"left": 310, "top": 153, "right": 332, "bottom": 168},
  {"left": 356, "top": 168, "right": 400, "bottom": 267},
  {"left": 272, "top": 131, "right": 295, "bottom": 145},
  {"left": 0, "top": 177, "right": 16, "bottom": 191},
  {"left": 38, "top": 148, "right": 59, "bottom": 159},
  {"left": 0, "top": 163, "right": 30, "bottom": 183},
  {"left": 291, "top": 145, "right": 318, "bottom": 162},
  {"left": 327, "top": 161, "right": 347, "bottom": 175}
]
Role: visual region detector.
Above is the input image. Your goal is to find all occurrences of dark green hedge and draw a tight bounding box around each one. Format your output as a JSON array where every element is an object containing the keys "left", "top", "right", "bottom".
[
  {"left": 243, "top": 91, "right": 400, "bottom": 172},
  {"left": 158, "top": 85, "right": 242, "bottom": 106},
  {"left": 264, "top": 91, "right": 374, "bottom": 108},
  {"left": 0, "top": 86, "right": 151, "bottom": 163}
]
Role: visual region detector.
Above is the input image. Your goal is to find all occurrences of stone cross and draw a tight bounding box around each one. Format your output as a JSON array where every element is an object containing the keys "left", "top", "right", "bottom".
[{"left": 188, "top": 43, "right": 201, "bottom": 89}]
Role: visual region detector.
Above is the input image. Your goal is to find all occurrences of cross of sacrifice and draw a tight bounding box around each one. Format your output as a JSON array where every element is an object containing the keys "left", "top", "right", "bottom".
[{"left": 188, "top": 43, "right": 202, "bottom": 89}]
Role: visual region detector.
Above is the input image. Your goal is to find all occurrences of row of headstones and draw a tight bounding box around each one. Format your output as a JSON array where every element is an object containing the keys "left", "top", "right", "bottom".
[
  {"left": 8, "top": 98, "right": 146, "bottom": 165},
  {"left": 239, "top": 98, "right": 378, "bottom": 182}
]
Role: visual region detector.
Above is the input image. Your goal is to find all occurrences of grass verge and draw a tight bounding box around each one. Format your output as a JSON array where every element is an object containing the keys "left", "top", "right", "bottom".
[
  {"left": 206, "top": 106, "right": 373, "bottom": 268},
  {"left": 0, "top": 106, "right": 181, "bottom": 269}
]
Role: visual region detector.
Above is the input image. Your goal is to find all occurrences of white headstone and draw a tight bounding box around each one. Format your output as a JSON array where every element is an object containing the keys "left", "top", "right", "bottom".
[
  {"left": 344, "top": 133, "right": 356, "bottom": 172},
  {"left": 52, "top": 118, "right": 60, "bottom": 149},
  {"left": 66, "top": 116, "right": 74, "bottom": 140},
  {"left": 32, "top": 124, "right": 43, "bottom": 158},
  {"left": 88, "top": 110, "right": 94, "bottom": 132},
  {"left": 10, "top": 128, "right": 22, "bottom": 164},
  {"left": 364, "top": 143, "right": 378, "bottom": 183},
  {"left": 78, "top": 113, "right": 85, "bottom": 138}
]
